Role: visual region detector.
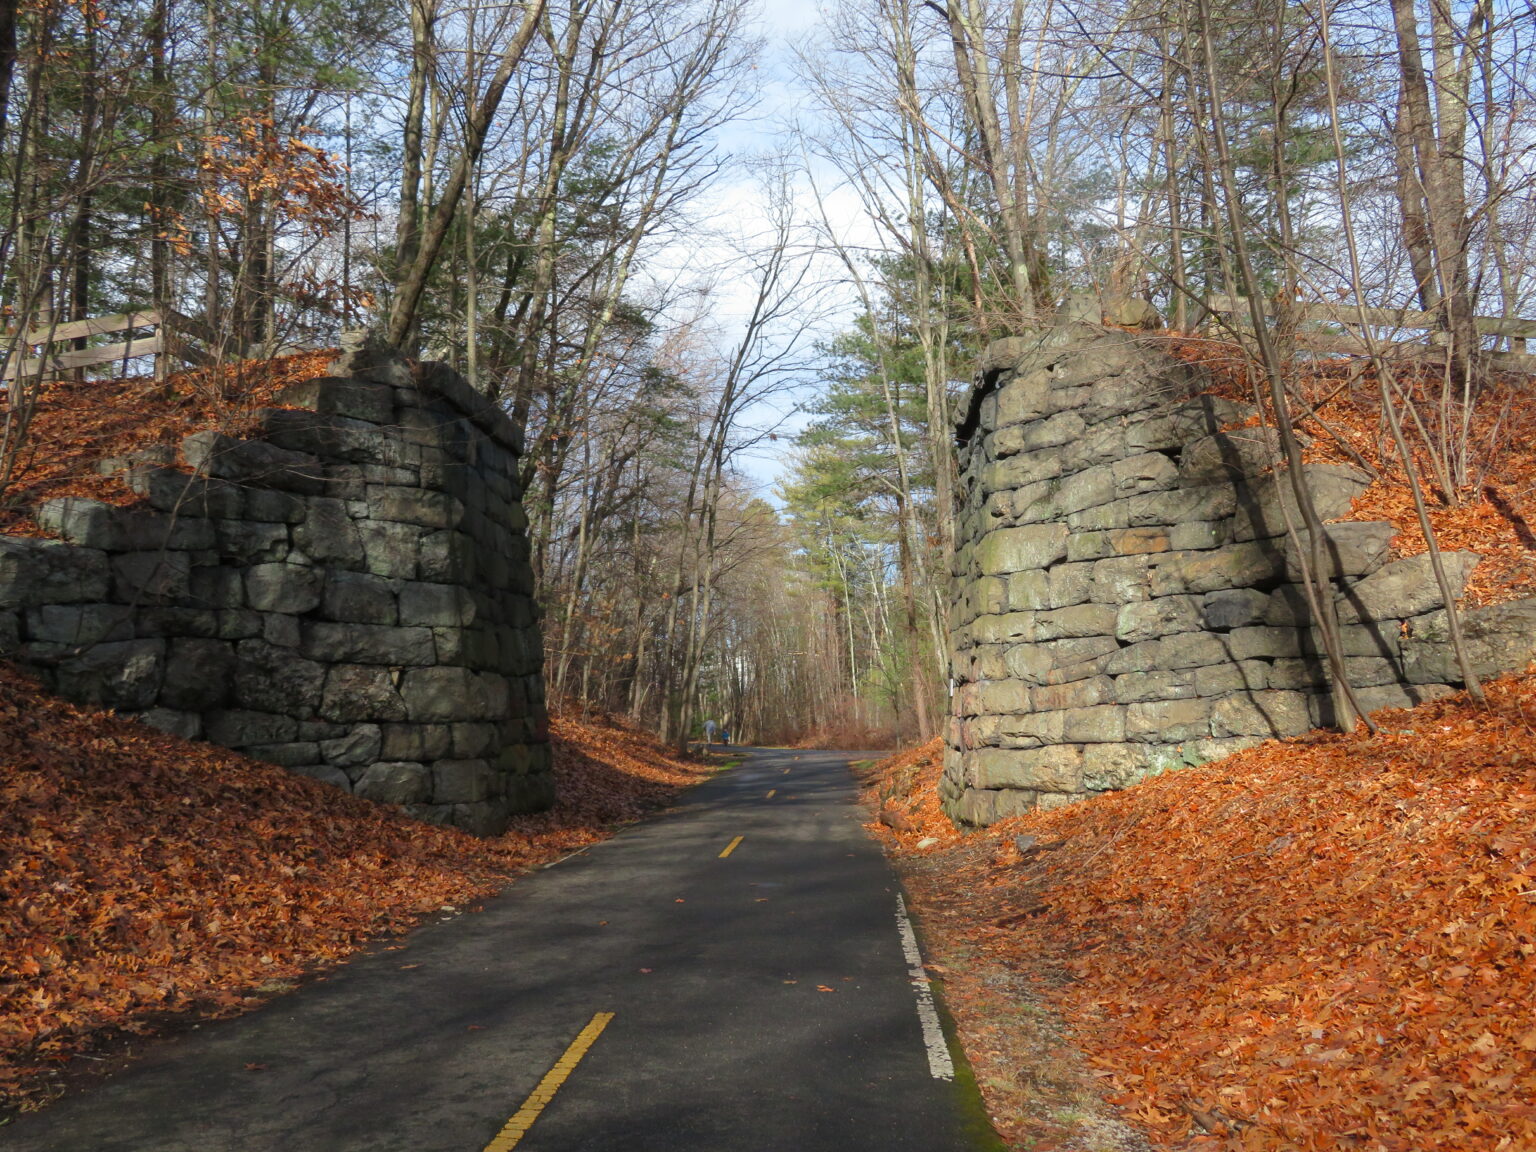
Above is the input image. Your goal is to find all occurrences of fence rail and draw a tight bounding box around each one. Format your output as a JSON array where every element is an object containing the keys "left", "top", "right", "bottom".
[
  {"left": 1205, "top": 295, "right": 1536, "bottom": 373},
  {"left": 1, "top": 308, "right": 213, "bottom": 383}
]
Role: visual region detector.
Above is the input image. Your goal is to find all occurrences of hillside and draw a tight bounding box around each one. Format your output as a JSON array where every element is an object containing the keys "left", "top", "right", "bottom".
[
  {"left": 865, "top": 673, "right": 1536, "bottom": 1151},
  {"left": 0, "top": 668, "right": 715, "bottom": 1115}
]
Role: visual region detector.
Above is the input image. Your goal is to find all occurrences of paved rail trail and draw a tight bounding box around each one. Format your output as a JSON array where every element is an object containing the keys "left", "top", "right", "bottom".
[{"left": 7, "top": 748, "right": 1002, "bottom": 1152}]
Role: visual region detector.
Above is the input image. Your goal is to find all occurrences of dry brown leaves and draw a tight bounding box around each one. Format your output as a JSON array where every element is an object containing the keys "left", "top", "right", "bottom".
[
  {"left": 865, "top": 679, "right": 1536, "bottom": 1151},
  {"left": 0, "top": 669, "right": 713, "bottom": 1111},
  {"left": 0, "top": 351, "right": 335, "bottom": 534},
  {"left": 1161, "top": 336, "right": 1536, "bottom": 608}
]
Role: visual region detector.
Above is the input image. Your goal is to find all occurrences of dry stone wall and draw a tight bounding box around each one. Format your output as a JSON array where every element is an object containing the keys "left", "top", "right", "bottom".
[
  {"left": 0, "top": 334, "right": 549, "bottom": 836},
  {"left": 944, "top": 322, "right": 1536, "bottom": 825}
]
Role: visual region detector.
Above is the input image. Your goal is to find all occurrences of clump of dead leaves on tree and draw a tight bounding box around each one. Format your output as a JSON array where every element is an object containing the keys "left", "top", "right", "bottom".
[
  {"left": 0, "top": 667, "right": 714, "bottom": 1115},
  {"left": 865, "top": 675, "right": 1536, "bottom": 1151}
]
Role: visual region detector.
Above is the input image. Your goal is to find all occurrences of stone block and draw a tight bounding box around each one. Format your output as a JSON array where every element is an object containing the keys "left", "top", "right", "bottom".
[
  {"left": 331, "top": 329, "right": 414, "bottom": 387},
  {"left": 366, "top": 486, "right": 462, "bottom": 529},
  {"left": 946, "top": 786, "right": 1038, "bottom": 827},
  {"left": 380, "top": 723, "right": 429, "bottom": 761},
  {"left": 1091, "top": 555, "right": 1154, "bottom": 603},
  {"left": 262, "top": 409, "right": 415, "bottom": 468},
  {"left": 1159, "top": 631, "right": 1231, "bottom": 668},
  {"left": 400, "top": 666, "right": 488, "bottom": 722},
  {"left": 25, "top": 604, "right": 134, "bottom": 646},
  {"left": 1066, "top": 527, "right": 1169, "bottom": 563},
  {"left": 112, "top": 550, "right": 191, "bottom": 604},
  {"left": 1283, "top": 522, "right": 1396, "bottom": 580},
  {"left": 1126, "top": 484, "right": 1237, "bottom": 527},
  {"left": 244, "top": 562, "right": 323, "bottom": 614},
  {"left": 290, "top": 764, "right": 352, "bottom": 791},
  {"left": 963, "top": 680, "right": 1031, "bottom": 715},
  {"left": 216, "top": 520, "right": 290, "bottom": 563},
  {"left": 189, "top": 567, "right": 244, "bottom": 609},
  {"left": 1201, "top": 588, "right": 1270, "bottom": 630},
  {"left": 432, "top": 759, "right": 495, "bottom": 804},
  {"left": 321, "top": 571, "right": 398, "bottom": 625},
  {"left": 244, "top": 742, "right": 322, "bottom": 768},
  {"left": 1169, "top": 520, "right": 1227, "bottom": 551},
  {"left": 240, "top": 488, "right": 307, "bottom": 524},
  {"left": 1116, "top": 595, "right": 1201, "bottom": 642},
  {"left": 1210, "top": 691, "right": 1312, "bottom": 738},
  {"left": 55, "top": 639, "right": 166, "bottom": 710},
  {"left": 320, "top": 723, "right": 383, "bottom": 767},
  {"left": 1062, "top": 704, "right": 1126, "bottom": 742},
  {"left": 276, "top": 375, "right": 396, "bottom": 425},
  {"left": 294, "top": 497, "right": 366, "bottom": 567},
  {"left": 996, "top": 711, "right": 1068, "bottom": 747},
  {"left": 451, "top": 722, "right": 499, "bottom": 758},
  {"left": 234, "top": 639, "right": 324, "bottom": 716},
  {"left": 205, "top": 709, "right": 298, "bottom": 746},
  {"left": 353, "top": 761, "right": 430, "bottom": 804},
  {"left": 1104, "top": 639, "right": 1164, "bottom": 675},
  {"left": 320, "top": 665, "right": 409, "bottom": 722},
  {"left": 216, "top": 609, "right": 263, "bottom": 639},
  {"left": 1034, "top": 602, "right": 1117, "bottom": 640},
  {"left": 1035, "top": 792, "right": 1087, "bottom": 811},
  {"left": 1194, "top": 660, "right": 1269, "bottom": 695},
  {"left": 1002, "top": 643, "right": 1053, "bottom": 684},
  {"left": 976, "top": 524, "right": 1069, "bottom": 575},
  {"left": 36, "top": 497, "right": 123, "bottom": 549},
  {"left": 1230, "top": 464, "right": 1371, "bottom": 541},
  {"left": 302, "top": 621, "right": 435, "bottom": 665},
  {"left": 1126, "top": 697, "right": 1212, "bottom": 742},
  {"left": 1065, "top": 498, "right": 1132, "bottom": 531},
  {"left": 972, "top": 745, "right": 1083, "bottom": 793},
  {"left": 130, "top": 467, "right": 242, "bottom": 518},
  {"left": 160, "top": 637, "right": 236, "bottom": 710},
  {"left": 969, "top": 611, "right": 1037, "bottom": 645},
  {"left": 1179, "top": 428, "right": 1281, "bottom": 481},
  {"left": 181, "top": 429, "right": 325, "bottom": 494},
  {"left": 136, "top": 708, "right": 202, "bottom": 740},
  {"left": 1082, "top": 744, "right": 1151, "bottom": 790},
  {"left": 399, "top": 581, "right": 472, "bottom": 627},
  {"left": 1224, "top": 625, "right": 1303, "bottom": 660},
  {"left": 358, "top": 520, "right": 420, "bottom": 579},
  {"left": 1147, "top": 541, "right": 1285, "bottom": 597},
  {"left": 1032, "top": 676, "right": 1113, "bottom": 710},
  {"left": 1335, "top": 551, "right": 1478, "bottom": 624},
  {"left": 1112, "top": 451, "right": 1179, "bottom": 496},
  {"left": 1113, "top": 669, "right": 1197, "bottom": 703}
]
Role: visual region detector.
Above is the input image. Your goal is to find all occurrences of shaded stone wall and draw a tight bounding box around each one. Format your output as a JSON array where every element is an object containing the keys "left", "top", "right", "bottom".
[
  {"left": 944, "top": 322, "right": 1536, "bottom": 826},
  {"left": 0, "top": 337, "right": 549, "bottom": 835}
]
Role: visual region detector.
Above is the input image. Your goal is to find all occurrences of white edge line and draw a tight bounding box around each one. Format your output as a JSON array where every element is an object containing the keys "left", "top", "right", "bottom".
[{"left": 895, "top": 894, "right": 955, "bottom": 1081}]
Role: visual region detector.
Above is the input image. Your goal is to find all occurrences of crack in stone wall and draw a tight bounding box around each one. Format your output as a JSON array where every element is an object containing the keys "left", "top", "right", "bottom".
[
  {"left": 945, "top": 322, "right": 1536, "bottom": 826},
  {"left": 0, "top": 335, "right": 549, "bottom": 836}
]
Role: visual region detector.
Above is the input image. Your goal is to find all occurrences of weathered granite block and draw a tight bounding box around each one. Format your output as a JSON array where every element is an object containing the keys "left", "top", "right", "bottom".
[
  {"left": 319, "top": 664, "right": 408, "bottom": 722},
  {"left": 245, "top": 562, "right": 324, "bottom": 614}
]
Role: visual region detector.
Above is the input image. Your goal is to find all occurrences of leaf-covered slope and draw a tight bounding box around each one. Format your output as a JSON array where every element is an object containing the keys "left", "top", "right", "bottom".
[
  {"left": 866, "top": 676, "right": 1536, "bottom": 1150},
  {"left": 0, "top": 668, "right": 712, "bottom": 1110}
]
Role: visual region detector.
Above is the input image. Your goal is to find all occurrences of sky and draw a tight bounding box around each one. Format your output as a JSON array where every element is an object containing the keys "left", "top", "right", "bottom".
[{"left": 639, "top": 0, "right": 887, "bottom": 499}]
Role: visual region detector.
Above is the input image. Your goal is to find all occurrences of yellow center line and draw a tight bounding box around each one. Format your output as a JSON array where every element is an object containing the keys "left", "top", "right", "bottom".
[
  {"left": 765, "top": 789, "right": 776, "bottom": 799},
  {"left": 719, "top": 835, "right": 744, "bottom": 858},
  {"left": 482, "top": 1012, "right": 615, "bottom": 1152}
]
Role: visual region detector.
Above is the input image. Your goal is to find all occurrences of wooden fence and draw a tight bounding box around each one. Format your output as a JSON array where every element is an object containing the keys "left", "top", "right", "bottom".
[
  {"left": 0, "top": 308, "right": 214, "bottom": 383},
  {"left": 1206, "top": 295, "right": 1536, "bottom": 373}
]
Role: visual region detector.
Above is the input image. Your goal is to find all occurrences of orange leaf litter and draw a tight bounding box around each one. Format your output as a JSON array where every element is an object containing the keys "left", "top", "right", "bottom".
[{"left": 0, "top": 665, "right": 713, "bottom": 1112}]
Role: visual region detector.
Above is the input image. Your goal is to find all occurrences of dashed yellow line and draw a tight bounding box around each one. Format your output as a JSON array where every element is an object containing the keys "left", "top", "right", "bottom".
[
  {"left": 719, "top": 835, "right": 744, "bottom": 858},
  {"left": 765, "top": 789, "right": 776, "bottom": 799},
  {"left": 482, "top": 1012, "right": 614, "bottom": 1152}
]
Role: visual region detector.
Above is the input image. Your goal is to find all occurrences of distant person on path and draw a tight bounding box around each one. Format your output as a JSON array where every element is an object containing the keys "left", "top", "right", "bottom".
[
  {"left": 720, "top": 727, "right": 730, "bottom": 746},
  {"left": 702, "top": 719, "right": 718, "bottom": 746}
]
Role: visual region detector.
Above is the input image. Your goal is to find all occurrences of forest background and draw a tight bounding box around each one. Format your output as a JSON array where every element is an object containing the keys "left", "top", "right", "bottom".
[{"left": 1, "top": 0, "right": 1533, "bottom": 749}]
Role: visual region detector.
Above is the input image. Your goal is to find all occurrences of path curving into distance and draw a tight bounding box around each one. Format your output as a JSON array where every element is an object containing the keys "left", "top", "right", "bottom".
[{"left": 7, "top": 748, "right": 1003, "bottom": 1152}]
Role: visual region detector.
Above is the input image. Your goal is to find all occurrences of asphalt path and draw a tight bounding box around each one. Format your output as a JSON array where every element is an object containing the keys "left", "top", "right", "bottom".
[{"left": 6, "top": 747, "right": 1003, "bottom": 1152}]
